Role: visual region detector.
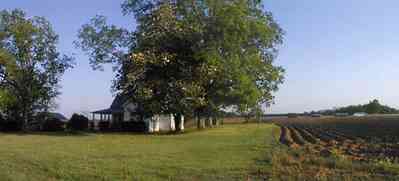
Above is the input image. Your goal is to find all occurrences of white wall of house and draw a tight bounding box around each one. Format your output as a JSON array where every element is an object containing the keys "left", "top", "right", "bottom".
[
  {"left": 159, "top": 114, "right": 175, "bottom": 131},
  {"left": 121, "top": 102, "right": 184, "bottom": 133},
  {"left": 147, "top": 114, "right": 174, "bottom": 133}
]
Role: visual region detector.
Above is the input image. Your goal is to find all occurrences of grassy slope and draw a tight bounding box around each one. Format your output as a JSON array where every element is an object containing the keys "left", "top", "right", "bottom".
[{"left": 0, "top": 124, "right": 278, "bottom": 181}]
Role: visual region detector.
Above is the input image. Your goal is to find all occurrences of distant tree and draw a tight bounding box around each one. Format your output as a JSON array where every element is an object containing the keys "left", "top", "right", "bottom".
[
  {"left": 41, "top": 117, "right": 65, "bottom": 132},
  {"left": 311, "top": 99, "right": 398, "bottom": 115},
  {"left": 76, "top": 0, "right": 284, "bottom": 129},
  {"left": 0, "top": 9, "right": 74, "bottom": 131},
  {"left": 365, "top": 99, "right": 382, "bottom": 114},
  {"left": 68, "top": 114, "right": 89, "bottom": 131}
]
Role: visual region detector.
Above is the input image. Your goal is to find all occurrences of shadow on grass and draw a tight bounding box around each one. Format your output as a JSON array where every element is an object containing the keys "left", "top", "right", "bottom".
[
  {"left": 0, "top": 130, "right": 196, "bottom": 137},
  {"left": 0, "top": 131, "right": 91, "bottom": 137},
  {"left": 0, "top": 126, "right": 225, "bottom": 137}
]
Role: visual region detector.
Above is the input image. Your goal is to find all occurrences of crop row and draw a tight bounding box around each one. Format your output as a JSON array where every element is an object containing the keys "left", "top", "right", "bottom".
[{"left": 277, "top": 121, "right": 399, "bottom": 161}]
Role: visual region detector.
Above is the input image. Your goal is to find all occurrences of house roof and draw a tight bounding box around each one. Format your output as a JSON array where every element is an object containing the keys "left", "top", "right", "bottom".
[
  {"left": 91, "top": 108, "right": 114, "bottom": 114},
  {"left": 50, "top": 112, "right": 68, "bottom": 121},
  {"left": 92, "top": 95, "right": 127, "bottom": 114},
  {"left": 37, "top": 112, "right": 68, "bottom": 122},
  {"left": 110, "top": 94, "right": 127, "bottom": 110}
]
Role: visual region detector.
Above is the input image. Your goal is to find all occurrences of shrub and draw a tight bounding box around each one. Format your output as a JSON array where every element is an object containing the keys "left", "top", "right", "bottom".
[
  {"left": 0, "top": 114, "right": 5, "bottom": 131},
  {"left": 121, "top": 121, "right": 146, "bottom": 132},
  {"left": 110, "top": 121, "right": 122, "bottom": 131},
  {"left": 68, "top": 114, "right": 89, "bottom": 131},
  {"left": 89, "top": 121, "right": 95, "bottom": 131},
  {"left": 98, "top": 121, "right": 110, "bottom": 132},
  {"left": 0, "top": 120, "right": 21, "bottom": 132},
  {"left": 41, "top": 118, "right": 65, "bottom": 132}
]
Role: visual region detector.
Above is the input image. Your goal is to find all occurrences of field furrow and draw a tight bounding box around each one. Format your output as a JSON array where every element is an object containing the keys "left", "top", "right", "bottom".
[
  {"left": 275, "top": 116, "right": 399, "bottom": 161},
  {"left": 287, "top": 126, "right": 307, "bottom": 145}
]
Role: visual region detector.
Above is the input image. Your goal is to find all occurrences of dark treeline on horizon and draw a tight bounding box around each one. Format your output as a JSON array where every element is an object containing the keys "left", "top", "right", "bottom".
[{"left": 307, "top": 99, "right": 399, "bottom": 115}]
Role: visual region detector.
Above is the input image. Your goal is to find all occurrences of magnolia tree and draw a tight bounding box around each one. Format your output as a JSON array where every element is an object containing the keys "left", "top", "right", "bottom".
[
  {"left": 76, "top": 0, "right": 284, "bottom": 129},
  {"left": 0, "top": 9, "right": 74, "bottom": 130}
]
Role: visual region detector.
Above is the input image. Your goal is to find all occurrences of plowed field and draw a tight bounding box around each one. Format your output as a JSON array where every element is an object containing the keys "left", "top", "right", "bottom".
[{"left": 275, "top": 116, "right": 399, "bottom": 161}]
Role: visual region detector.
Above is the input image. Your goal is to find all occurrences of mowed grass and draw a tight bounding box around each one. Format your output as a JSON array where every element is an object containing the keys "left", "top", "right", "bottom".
[{"left": 0, "top": 124, "right": 278, "bottom": 181}]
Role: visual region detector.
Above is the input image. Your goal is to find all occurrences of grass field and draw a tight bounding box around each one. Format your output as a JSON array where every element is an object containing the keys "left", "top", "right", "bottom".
[{"left": 0, "top": 124, "right": 278, "bottom": 181}]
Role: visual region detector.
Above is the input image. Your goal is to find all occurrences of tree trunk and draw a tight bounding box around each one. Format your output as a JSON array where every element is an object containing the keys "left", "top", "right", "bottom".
[
  {"left": 21, "top": 105, "right": 28, "bottom": 132},
  {"left": 174, "top": 114, "right": 182, "bottom": 132},
  {"left": 200, "top": 118, "right": 206, "bottom": 129},
  {"left": 212, "top": 117, "right": 220, "bottom": 127},
  {"left": 197, "top": 114, "right": 201, "bottom": 129},
  {"left": 174, "top": 113, "right": 184, "bottom": 133},
  {"left": 196, "top": 112, "right": 206, "bottom": 129},
  {"left": 205, "top": 117, "right": 213, "bottom": 128},
  {"left": 197, "top": 115, "right": 206, "bottom": 129}
]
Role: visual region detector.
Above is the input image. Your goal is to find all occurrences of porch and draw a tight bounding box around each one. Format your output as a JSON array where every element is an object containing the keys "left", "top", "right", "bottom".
[{"left": 90, "top": 108, "right": 124, "bottom": 130}]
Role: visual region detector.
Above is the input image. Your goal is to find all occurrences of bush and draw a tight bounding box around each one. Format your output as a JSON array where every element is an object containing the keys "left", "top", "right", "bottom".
[
  {"left": 110, "top": 121, "right": 122, "bottom": 131},
  {"left": 0, "top": 114, "right": 5, "bottom": 131},
  {"left": 0, "top": 120, "right": 21, "bottom": 132},
  {"left": 68, "top": 114, "right": 89, "bottom": 131},
  {"left": 89, "top": 121, "right": 95, "bottom": 131},
  {"left": 41, "top": 118, "right": 65, "bottom": 132},
  {"left": 0, "top": 113, "right": 23, "bottom": 131},
  {"left": 98, "top": 121, "right": 110, "bottom": 132},
  {"left": 121, "top": 121, "right": 146, "bottom": 132}
]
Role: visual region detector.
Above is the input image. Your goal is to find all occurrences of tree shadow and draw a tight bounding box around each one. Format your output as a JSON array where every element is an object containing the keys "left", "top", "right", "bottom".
[
  {"left": 0, "top": 131, "right": 90, "bottom": 137},
  {"left": 0, "top": 129, "right": 199, "bottom": 137}
]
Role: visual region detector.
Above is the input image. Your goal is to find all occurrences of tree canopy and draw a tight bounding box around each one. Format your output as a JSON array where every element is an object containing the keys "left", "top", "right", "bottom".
[
  {"left": 76, "top": 0, "right": 285, "bottom": 120},
  {"left": 0, "top": 9, "right": 74, "bottom": 129},
  {"left": 309, "top": 99, "right": 399, "bottom": 115}
]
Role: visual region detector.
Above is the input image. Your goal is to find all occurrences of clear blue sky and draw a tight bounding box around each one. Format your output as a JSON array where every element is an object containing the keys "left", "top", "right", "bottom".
[{"left": 3, "top": 1, "right": 399, "bottom": 117}]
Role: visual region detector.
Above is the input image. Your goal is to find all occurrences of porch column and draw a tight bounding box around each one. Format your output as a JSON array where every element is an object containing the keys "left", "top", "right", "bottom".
[
  {"left": 147, "top": 117, "right": 154, "bottom": 133},
  {"left": 179, "top": 115, "right": 185, "bottom": 131},
  {"left": 154, "top": 116, "right": 160, "bottom": 132},
  {"left": 170, "top": 114, "right": 176, "bottom": 131}
]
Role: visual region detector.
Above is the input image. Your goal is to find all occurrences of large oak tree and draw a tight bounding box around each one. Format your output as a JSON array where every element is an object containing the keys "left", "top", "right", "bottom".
[{"left": 76, "top": 0, "right": 284, "bottom": 128}]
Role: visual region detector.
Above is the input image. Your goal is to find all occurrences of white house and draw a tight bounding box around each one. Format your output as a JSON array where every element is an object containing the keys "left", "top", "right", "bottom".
[{"left": 91, "top": 95, "right": 184, "bottom": 133}]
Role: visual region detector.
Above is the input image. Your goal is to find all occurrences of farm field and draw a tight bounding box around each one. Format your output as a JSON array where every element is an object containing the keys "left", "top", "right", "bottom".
[
  {"left": 0, "top": 124, "right": 277, "bottom": 181},
  {"left": 275, "top": 116, "right": 399, "bottom": 161},
  {"left": 272, "top": 116, "right": 399, "bottom": 180}
]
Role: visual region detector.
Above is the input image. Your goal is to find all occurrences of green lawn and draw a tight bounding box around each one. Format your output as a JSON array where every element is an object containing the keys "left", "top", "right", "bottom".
[{"left": 0, "top": 124, "right": 278, "bottom": 181}]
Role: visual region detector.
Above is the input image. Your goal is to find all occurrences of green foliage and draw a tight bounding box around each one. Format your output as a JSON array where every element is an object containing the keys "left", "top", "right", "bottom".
[
  {"left": 41, "top": 118, "right": 65, "bottom": 132},
  {"left": 76, "top": 0, "right": 284, "bottom": 119},
  {"left": 365, "top": 99, "right": 382, "bottom": 114},
  {"left": 0, "top": 9, "right": 74, "bottom": 129},
  {"left": 68, "top": 114, "right": 88, "bottom": 131},
  {"left": 311, "top": 99, "right": 399, "bottom": 115},
  {"left": 336, "top": 99, "right": 398, "bottom": 114}
]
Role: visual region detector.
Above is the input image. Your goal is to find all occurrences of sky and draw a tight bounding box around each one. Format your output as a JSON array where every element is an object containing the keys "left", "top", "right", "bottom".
[{"left": 2, "top": 1, "right": 399, "bottom": 117}]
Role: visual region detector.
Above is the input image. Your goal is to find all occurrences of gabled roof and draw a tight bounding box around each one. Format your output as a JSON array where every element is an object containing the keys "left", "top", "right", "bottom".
[
  {"left": 50, "top": 112, "right": 68, "bottom": 121},
  {"left": 37, "top": 112, "right": 68, "bottom": 122},
  {"left": 110, "top": 94, "right": 127, "bottom": 110},
  {"left": 92, "top": 94, "right": 127, "bottom": 114}
]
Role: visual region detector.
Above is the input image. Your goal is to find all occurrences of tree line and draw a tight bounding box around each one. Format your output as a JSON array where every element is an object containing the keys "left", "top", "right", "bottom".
[
  {"left": 308, "top": 99, "right": 399, "bottom": 115},
  {"left": 0, "top": 0, "right": 285, "bottom": 131}
]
